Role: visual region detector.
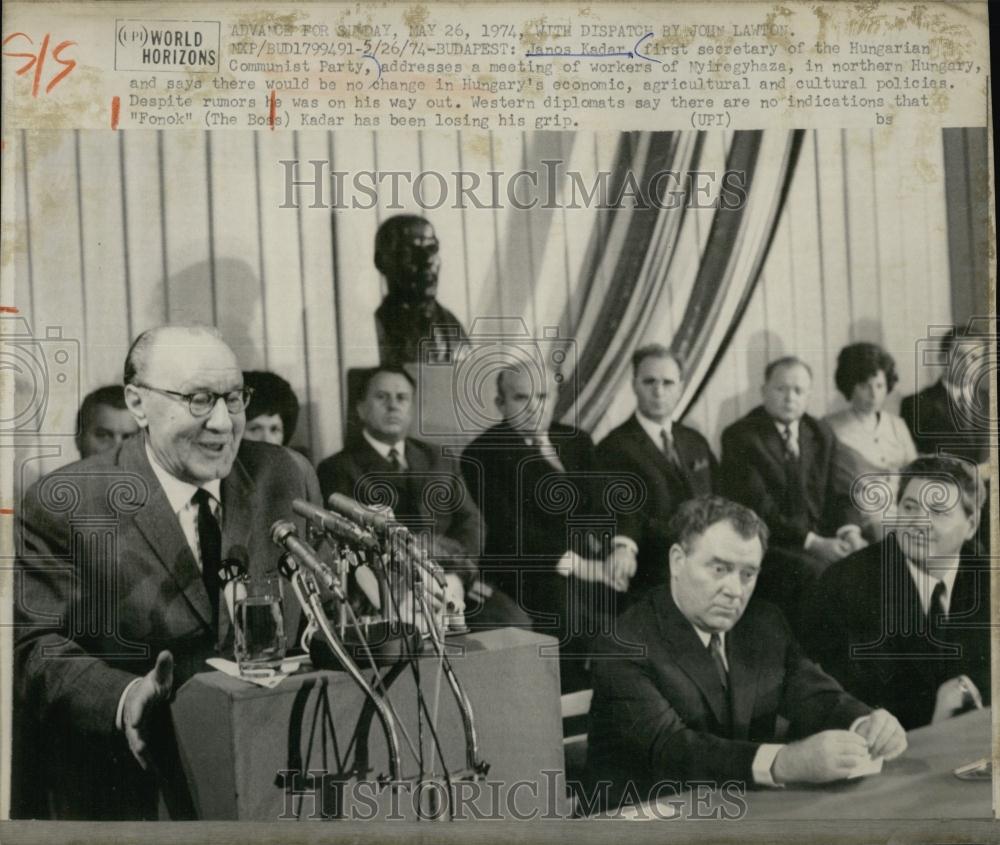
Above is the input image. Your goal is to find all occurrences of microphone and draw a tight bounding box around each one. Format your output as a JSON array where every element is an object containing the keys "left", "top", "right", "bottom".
[
  {"left": 327, "top": 493, "right": 395, "bottom": 534},
  {"left": 292, "top": 499, "right": 380, "bottom": 552},
  {"left": 328, "top": 493, "right": 450, "bottom": 590},
  {"left": 271, "top": 520, "right": 346, "bottom": 601}
]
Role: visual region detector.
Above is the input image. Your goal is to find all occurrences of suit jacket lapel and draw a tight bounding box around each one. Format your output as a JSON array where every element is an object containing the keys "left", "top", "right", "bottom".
[
  {"left": 123, "top": 438, "right": 213, "bottom": 631},
  {"left": 797, "top": 420, "right": 816, "bottom": 487},
  {"left": 656, "top": 590, "right": 731, "bottom": 729},
  {"left": 726, "top": 619, "right": 761, "bottom": 739},
  {"left": 670, "top": 426, "right": 698, "bottom": 495},
  {"left": 755, "top": 411, "right": 787, "bottom": 467},
  {"left": 628, "top": 415, "right": 690, "bottom": 490},
  {"left": 403, "top": 439, "right": 430, "bottom": 519}
]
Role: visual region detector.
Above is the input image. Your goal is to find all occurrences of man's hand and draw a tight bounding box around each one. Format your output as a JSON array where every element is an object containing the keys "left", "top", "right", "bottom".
[
  {"left": 852, "top": 709, "right": 907, "bottom": 760},
  {"left": 556, "top": 551, "right": 626, "bottom": 592},
  {"left": 443, "top": 572, "right": 467, "bottom": 631},
  {"left": 122, "top": 650, "right": 174, "bottom": 771},
  {"left": 836, "top": 524, "right": 867, "bottom": 553},
  {"left": 771, "top": 730, "right": 870, "bottom": 784},
  {"left": 608, "top": 545, "right": 637, "bottom": 592},
  {"left": 806, "top": 535, "right": 851, "bottom": 565},
  {"left": 932, "top": 675, "right": 983, "bottom": 723}
]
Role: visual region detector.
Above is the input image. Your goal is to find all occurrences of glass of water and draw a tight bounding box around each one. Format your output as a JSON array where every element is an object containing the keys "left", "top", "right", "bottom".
[{"left": 234, "top": 573, "right": 287, "bottom": 674}]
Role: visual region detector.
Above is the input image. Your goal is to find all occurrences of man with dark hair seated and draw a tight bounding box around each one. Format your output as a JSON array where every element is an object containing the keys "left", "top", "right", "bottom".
[
  {"left": 595, "top": 343, "right": 717, "bottom": 598},
  {"left": 719, "top": 356, "right": 864, "bottom": 631},
  {"left": 76, "top": 384, "right": 139, "bottom": 458},
  {"left": 242, "top": 370, "right": 300, "bottom": 447},
  {"left": 804, "top": 456, "right": 990, "bottom": 729},
  {"left": 316, "top": 366, "right": 527, "bottom": 630},
  {"left": 586, "top": 496, "right": 906, "bottom": 812}
]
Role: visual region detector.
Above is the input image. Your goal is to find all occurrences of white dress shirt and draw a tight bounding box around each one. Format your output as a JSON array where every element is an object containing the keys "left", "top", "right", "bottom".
[
  {"left": 635, "top": 411, "right": 673, "bottom": 451},
  {"left": 145, "top": 442, "right": 222, "bottom": 571},
  {"left": 363, "top": 428, "right": 408, "bottom": 469},
  {"left": 118, "top": 443, "right": 223, "bottom": 731},
  {"left": 905, "top": 558, "right": 960, "bottom": 616}
]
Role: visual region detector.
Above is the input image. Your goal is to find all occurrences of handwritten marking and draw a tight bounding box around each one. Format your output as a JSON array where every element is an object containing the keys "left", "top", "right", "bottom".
[
  {"left": 526, "top": 32, "right": 662, "bottom": 64},
  {"left": 0, "top": 306, "right": 19, "bottom": 314},
  {"left": 268, "top": 88, "right": 276, "bottom": 129},
  {"left": 362, "top": 52, "right": 382, "bottom": 86},
  {"left": 110, "top": 95, "right": 120, "bottom": 129},
  {"left": 2, "top": 32, "right": 78, "bottom": 95},
  {"left": 0, "top": 509, "right": 14, "bottom": 516}
]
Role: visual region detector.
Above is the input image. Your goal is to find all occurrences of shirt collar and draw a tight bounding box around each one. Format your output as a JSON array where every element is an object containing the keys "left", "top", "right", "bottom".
[
  {"left": 524, "top": 430, "right": 551, "bottom": 447},
  {"left": 772, "top": 417, "right": 800, "bottom": 438},
  {"left": 690, "top": 625, "right": 725, "bottom": 650},
  {"left": 363, "top": 428, "right": 406, "bottom": 463},
  {"left": 904, "top": 556, "right": 960, "bottom": 615},
  {"left": 145, "top": 440, "right": 221, "bottom": 514},
  {"left": 635, "top": 411, "right": 672, "bottom": 445}
]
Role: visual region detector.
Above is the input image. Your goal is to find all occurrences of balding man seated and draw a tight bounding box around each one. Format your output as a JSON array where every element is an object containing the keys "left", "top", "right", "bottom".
[{"left": 13, "top": 325, "right": 322, "bottom": 820}]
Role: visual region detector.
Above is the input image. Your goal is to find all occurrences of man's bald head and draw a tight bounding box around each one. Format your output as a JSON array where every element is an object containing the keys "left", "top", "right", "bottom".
[
  {"left": 123, "top": 324, "right": 246, "bottom": 484},
  {"left": 495, "top": 365, "right": 560, "bottom": 434},
  {"left": 124, "top": 325, "right": 236, "bottom": 386}
]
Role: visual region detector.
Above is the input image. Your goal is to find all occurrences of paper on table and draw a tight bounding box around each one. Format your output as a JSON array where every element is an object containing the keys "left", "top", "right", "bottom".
[
  {"left": 205, "top": 656, "right": 307, "bottom": 689},
  {"left": 847, "top": 755, "right": 884, "bottom": 779}
]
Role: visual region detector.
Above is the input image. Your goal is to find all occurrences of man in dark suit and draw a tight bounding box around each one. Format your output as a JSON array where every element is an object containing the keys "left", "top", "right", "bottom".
[
  {"left": 900, "top": 326, "right": 992, "bottom": 467},
  {"left": 13, "top": 325, "right": 323, "bottom": 820},
  {"left": 804, "top": 456, "right": 989, "bottom": 729},
  {"left": 460, "top": 365, "right": 620, "bottom": 689},
  {"left": 595, "top": 344, "right": 716, "bottom": 596},
  {"left": 586, "top": 496, "right": 906, "bottom": 812},
  {"left": 373, "top": 215, "right": 469, "bottom": 366},
  {"left": 317, "top": 366, "right": 526, "bottom": 630},
  {"left": 900, "top": 326, "right": 992, "bottom": 554},
  {"left": 719, "top": 356, "right": 864, "bottom": 627}
]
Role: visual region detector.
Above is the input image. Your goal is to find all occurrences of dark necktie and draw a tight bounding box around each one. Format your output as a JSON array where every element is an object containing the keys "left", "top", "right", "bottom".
[
  {"left": 709, "top": 633, "right": 729, "bottom": 691},
  {"left": 929, "top": 579, "right": 947, "bottom": 631},
  {"left": 660, "top": 428, "right": 684, "bottom": 472},
  {"left": 780, "top": 423, "right": 800, "bottom": 461},
  {"left": 387, "top": 446, "right": 402, "bottom": 470},
  {"left": 193, "top": 488, "right": 221, "bottom": 628}
]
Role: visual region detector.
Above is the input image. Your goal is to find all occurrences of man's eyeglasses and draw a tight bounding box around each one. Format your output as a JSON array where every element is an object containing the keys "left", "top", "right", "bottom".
[{"left": 132, "top": 384, "right": 254, "bottom": 417}]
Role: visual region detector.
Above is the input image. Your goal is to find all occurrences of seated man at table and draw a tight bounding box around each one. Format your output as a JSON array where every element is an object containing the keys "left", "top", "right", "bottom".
[
  {"left": 13, "top": 324, "right": 323, "bottom": 820},
  {"left": 317, "top": 365, "right": 527, "bottom": 629},
  {"left": 719, "top": 356, "right": 864, "bottom": 632},
  {"left": 804, "top": 456, "right": 990, "bottom": 730},
  {"left": 586, "top": 496, "right": 906, "bottom": 811}
]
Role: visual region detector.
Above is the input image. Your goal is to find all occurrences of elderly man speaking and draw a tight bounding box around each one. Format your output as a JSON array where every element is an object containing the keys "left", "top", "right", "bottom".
[{"left": 13, "top": 325, "right": 322, "bottom": 820}]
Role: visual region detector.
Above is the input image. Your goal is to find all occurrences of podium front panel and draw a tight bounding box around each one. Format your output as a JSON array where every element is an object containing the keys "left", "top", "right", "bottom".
[{"left": 172, "top": 627, "right": 569, "bottom": 820}]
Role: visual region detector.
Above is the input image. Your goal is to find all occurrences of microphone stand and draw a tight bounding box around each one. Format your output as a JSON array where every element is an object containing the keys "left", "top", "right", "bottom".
[
  {"left": 279, "top": 550, "right": 403, "bottom": 785},
  {"left": 297, "top": 500, "right": 492, "bottom": 803}
]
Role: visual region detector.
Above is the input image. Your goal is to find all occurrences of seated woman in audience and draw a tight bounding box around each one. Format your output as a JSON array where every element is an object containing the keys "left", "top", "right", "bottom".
[
  {"left": 242, "top": 370, "right": 301, "bottom": 447},
  {"left": 826, "top": 343, "right": 917, "bottom": 541}
]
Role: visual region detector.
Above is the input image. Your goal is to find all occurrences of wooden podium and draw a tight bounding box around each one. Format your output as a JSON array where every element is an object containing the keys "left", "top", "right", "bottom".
[{"left": 171, "top": 627, "right": 570, "bottom": 820}]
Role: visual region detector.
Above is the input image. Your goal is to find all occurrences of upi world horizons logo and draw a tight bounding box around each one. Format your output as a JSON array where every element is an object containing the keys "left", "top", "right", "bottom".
[{"left": 115, "top": 19, "right": 220, "bottom": 73}]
